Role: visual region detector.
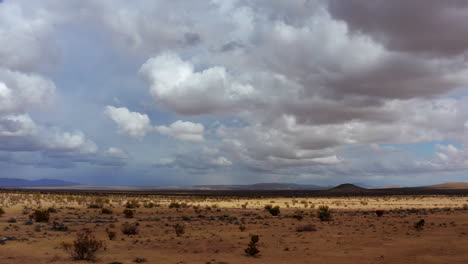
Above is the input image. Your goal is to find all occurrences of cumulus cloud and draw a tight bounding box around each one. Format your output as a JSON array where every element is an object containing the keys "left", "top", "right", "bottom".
[
  {"left": 156, "top": 120, "right": 204, "bottom": 142},
  {"left": 139, "top": 53, "right": 255, "bottom": 115},
  {"left": 105, "top": 147, "right": 128, "bottom": 159},
  {"left": 0, "top": 69, "right": 55, "bottom": 114},
  {"left": 105, "top": 106, "right": 205, "bottom": 142},
  {"left": 104, "top": 106, "right": 152, "bottom": 138},
  {"left": 3, "top": 0, "right": 468, "bottom": 183}
]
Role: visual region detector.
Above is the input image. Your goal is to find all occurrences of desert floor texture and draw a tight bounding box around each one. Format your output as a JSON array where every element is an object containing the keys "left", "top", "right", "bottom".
[{"left": 1, "top": 192, "right": 468, "bottom": 264}]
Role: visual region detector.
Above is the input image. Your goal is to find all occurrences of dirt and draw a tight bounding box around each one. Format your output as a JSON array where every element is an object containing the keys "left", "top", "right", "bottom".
[{"left": 0, "top": 192, "right": 467, "bottom": 264}]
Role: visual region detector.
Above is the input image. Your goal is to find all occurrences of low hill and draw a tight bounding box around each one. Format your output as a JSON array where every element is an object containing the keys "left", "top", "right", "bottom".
[
  {"left": 327, "top": 183, "right": 368, "bottom": 193},
  {"left": 0, "top": 178, "right": 79, "bottom": 187}
]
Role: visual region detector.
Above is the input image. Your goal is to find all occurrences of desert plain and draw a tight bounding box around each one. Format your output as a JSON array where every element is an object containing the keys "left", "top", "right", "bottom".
[{"left": 1, "top": 187, "right": 468, "bottom": 264}]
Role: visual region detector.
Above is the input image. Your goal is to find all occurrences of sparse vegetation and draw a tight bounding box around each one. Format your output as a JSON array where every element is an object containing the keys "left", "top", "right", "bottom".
[
  {"left": 101, "top": 208, "right": 113, "bottom": 214},
  {"left": 414, "top": 219, "right": 425, "bottom": 231},
  {"left": 296, "top": 224, "right": 317, "bottom": 232},
  {"left": 121, "top": 223, "right": 139, "bottom": 235},
  {"left": 61, "top": 230, "right": 106, "bottom": 261},
  {"left": 317, "top": 205, "right": 332, "bottom": 221},
  {"left": 375, "top": 210, "right": 384, "bottom": 217},
  {"left": 264, "top": 204, "right": 280, "bottom": 216},
  {"left": 174, "top": 223, "right": 185, "bottom": 237},
  {"left": 31, "top": 209, "right": 50, "bottom": 222},
  {"left": 244, "top": 235, "right": 260, "bottom": 257},
  {"left": 123, "top": 209, "right": 135, "bottom": 218}
]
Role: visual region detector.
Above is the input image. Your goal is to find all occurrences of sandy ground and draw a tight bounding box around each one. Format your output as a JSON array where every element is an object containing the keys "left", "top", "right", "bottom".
[{"left": 1, "top": 193, "right": 468, "bottom": 264}]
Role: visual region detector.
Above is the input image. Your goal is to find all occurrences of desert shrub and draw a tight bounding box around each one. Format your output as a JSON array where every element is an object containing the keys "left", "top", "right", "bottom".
[
  {"left": 414, "top": 219, "right": 425, "bottom": 231},
  {"left": 88, "top": 203, "right": 102, "bottom": 209},
  {"left": 101, "top": 208, "right": 113, "bottom": 214},
  {"left": 61, "top": 230, "right": 106, "bottom": 261},
  {"left": 144, "top": 201, "right": 156, "bottom": 208},
  {"left": 47, "top": 207, "right": 58, "bottom": 213},
  {"left": 123, "top": 209, "right": 135, "bottom": 218},
  {"left": 121, "top": 223, "right": 138, "bottom": 235},
  {"left": 52, "top": 221, "right": 68, "bottom": 231},
  {"left": 463, "top": 204, "right": 468, "bottom": 210},
  {"left": 169, "top": 202, "right": 182, "bottom": 209},
  {"left": 292, "top": 211, "right": 306, "bottom": 220},
  {"left": 296, "top": 224, "right": 317, "bottom": 232},
  {"left": 239, "top": 224, "right": 246, "bottom": 232},
  {"left": 31, "top": 209, "right": 50, "bottom": 222},
  {"left": 107, "top": 230, "right": 117, "bottom": 240},
  {"left": 125, "top": 200, "right": 140, "bottom": 209},
  {"left": 0, "top": 208, "right": 4, "bottom": 217},
  {"left": 174, "top": 223, "right": 185, "bottom": 237},
  {"left": 264, "top": 205, "right": 280, "bottom": 216},
  {"left": 244, "top": 235, "right": 260, "bottom": 257},
  {"left": 317, "top": 205, "right": 332, "bottom": 221},
  {"left": 375, "top": 210, "right": 385, "bottom": 217},
  {"left": 7, "top": 217, "right": 16, "bottom": 223}
]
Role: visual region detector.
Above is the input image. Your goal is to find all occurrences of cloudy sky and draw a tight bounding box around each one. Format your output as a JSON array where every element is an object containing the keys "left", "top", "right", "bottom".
[{"left": 1, "top": 0, "right": 468, "bottom": 186}]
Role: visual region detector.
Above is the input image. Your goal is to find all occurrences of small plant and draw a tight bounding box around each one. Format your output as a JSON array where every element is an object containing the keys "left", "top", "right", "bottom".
[
  {"left": 375, "top": 210, "right": 384, "bottom": 217},
  {"left": 292, "top": 211, "right": 305, "bottom": 220},
  {"left": 317, "top": 205, "right": 332, "bottom": 221},
  {"left": 125, "top": 200, "right": 140, "bottom": 209},
  {"left": 239, "top": 224, "right": 246, "bottom": 232},
  {"left": 47, "top": 207, "right": 58, "bottom": 213},
  {"left": 174, "top": 223, "right": 185, "bottom": 237},
  {"left": 414, "top": 219, "right": 425, "bottom": 231},
  {"left": 296, "top": 224, "right": 317, "bottom": 232},
  {"left": 169, "top": 202, "right": 182, "bottom": 209},
  {"left": 463, "top": 204, "right": 468, "bottom": 210},
  {"left": 107, "top": 230, "right": 117, "bottom": 240},
  {"left": 244, "top": 235, "right": 260, "bottom": 257},
  {"left": 101, "top": 208, "right": 113, "bottom": 214},
  {"left": 61, "top": 230, "right": 106, "bottom": 261},
  {"left": 52, "top": 221, "right": 68, "bottom": 231},
  {"left": 264, "top": 205, "right": 280, "bottom": 216},
  {"left": 123, "top": 209, "right": 135, "bottom": 218},
  {"left": 88, "top": 203, "right": 102, "bottom": 209},
  {"left": 7, "top": 217, "right": 16, "bottom": 223},
  {"left": 121, "top": 223, "right": 138, "bottom": 235},
  {"left": 0, "top": 208, "right": 4, "bottom": 217},
  {"left": 31, "top": 209, "right": 50, "bottom": 222}
]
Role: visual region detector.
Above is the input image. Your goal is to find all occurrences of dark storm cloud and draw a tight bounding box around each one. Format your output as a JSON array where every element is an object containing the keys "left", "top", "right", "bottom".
[{"left": 327, "top": 0, "right": 468, "bottom": 56}]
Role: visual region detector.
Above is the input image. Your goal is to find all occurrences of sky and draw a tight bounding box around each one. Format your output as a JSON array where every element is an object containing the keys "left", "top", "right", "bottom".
[{"left": 1, "top": 0, "right": 468, "bottom": 187}]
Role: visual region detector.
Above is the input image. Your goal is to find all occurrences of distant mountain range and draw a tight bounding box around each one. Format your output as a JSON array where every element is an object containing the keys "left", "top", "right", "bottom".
[
  {"left": 1, "top": 177, "right": 468, "bottom": 191},
  {"left": 0, "top": 178, "right": 79, "bottom": 187}
]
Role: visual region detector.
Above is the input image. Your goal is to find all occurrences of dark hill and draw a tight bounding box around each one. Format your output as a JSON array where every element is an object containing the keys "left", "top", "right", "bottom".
[{"left": 327, "top": 183, "right": 368, "bottom": 193}]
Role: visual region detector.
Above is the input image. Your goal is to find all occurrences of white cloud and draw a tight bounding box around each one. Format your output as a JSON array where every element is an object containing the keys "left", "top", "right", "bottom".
[
  {"left": 139, "top": 53, "right": 255, "bottom": 115},
  {"left": 155, "top": 120, "right": 204, "bottom": 142},
  {"left": 0, "top": 69, "right": 55, "bottom": 114},
  {"left": 104, "top": 106, "right": 152, "bottom": 138},
  {"left": 105, "top": 147, "right": 128, "bottom": 159}
]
